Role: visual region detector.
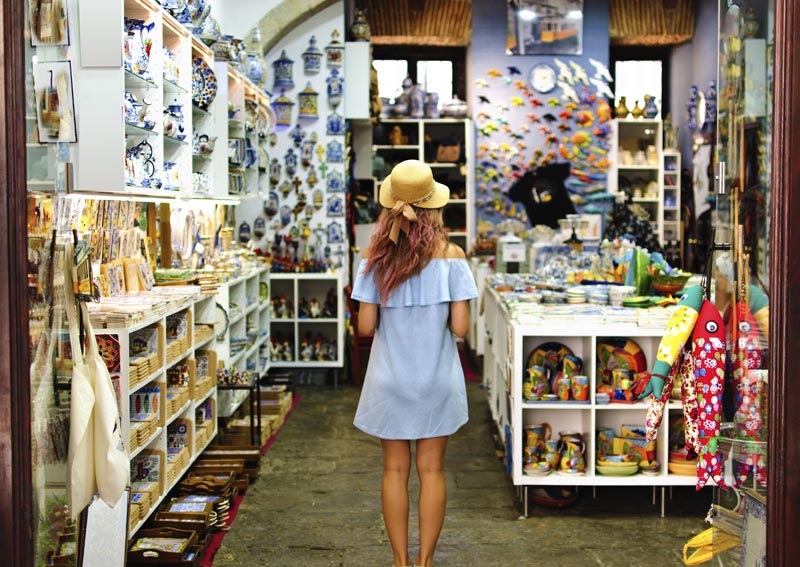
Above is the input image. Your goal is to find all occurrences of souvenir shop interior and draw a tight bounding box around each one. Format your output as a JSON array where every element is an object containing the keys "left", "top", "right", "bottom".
[{"left": 15, "top": 0, "right": 788, "bottom": 565}]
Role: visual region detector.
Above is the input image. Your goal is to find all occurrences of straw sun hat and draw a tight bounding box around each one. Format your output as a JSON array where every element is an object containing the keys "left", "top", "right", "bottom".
[{"left": 378, "top": 159, "right": 450, "bottom": 243}]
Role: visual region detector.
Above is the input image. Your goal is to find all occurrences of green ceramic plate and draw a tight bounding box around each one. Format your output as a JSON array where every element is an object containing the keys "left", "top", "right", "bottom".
[{"left": 596, "top": 463, "right": 639, "bottom": 476}]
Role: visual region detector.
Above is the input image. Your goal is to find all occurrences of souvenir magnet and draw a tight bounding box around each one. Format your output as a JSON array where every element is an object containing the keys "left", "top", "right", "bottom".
[
  {"left": 326, "top": 111, "right": 344, "bottom": 135},
  {"left": 284, "top": 148, "right": 298, "bottom": 176},
  {"left": 289, "top": 124, "right": 305, "bottom": 148},
  {"left": 327, "top": 169, "right": 343, "bottom": 192},
  {"left": 327, "top": 221, "right": 344, "bottom": 243},
  {"left": 326, "top": 139, "right": 343, "bottom": 162}
]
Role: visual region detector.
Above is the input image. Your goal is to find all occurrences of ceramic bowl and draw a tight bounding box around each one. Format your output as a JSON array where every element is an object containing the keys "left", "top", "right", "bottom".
[
  {"left": 597, "top": 454, "right": 633, "bottom": 464},
  {"left": 597, "top": 463, "right": 639, "bottom": 476},
  {"left": 668, "top": 460, "right": 697, "bottom": 476}
]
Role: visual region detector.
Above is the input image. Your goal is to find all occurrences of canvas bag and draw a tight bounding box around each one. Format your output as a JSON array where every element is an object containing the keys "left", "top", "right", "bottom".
[
  {"left": 82, "top": 300, "right": 128, "bottom": 506},
  {"left": 65, "top": 245, "right": 96, "bottom": 519}
]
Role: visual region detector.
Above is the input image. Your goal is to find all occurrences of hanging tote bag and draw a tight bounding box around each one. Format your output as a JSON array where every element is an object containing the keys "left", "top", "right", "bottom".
[
  {"left": 82, "top": 301, "right": 128, "bottom": 506},
  {"left": 65, "top": 245, "right": 97, "bottom": 520}
]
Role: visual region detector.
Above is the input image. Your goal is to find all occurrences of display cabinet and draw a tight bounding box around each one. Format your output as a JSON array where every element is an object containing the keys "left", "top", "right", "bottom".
[
  {"left": 91, "top": 291, "right": 221, "bottom": 536},
  {"left": 482, "top": 286, "right": 697, "bottom": 518},
  {"left": 268, "top": 272, "right": 344, "bottom": 369},
  {"left": 608, "top": 119, "right": 666, "bottom": 245},
  {"left": 372, "top": 118, "right": 475, "bottom": 252}
]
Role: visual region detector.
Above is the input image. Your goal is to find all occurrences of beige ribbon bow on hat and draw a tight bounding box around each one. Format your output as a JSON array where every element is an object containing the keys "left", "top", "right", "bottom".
[{"left": 389, "top": 199, "right": 418, "bottom": 244}]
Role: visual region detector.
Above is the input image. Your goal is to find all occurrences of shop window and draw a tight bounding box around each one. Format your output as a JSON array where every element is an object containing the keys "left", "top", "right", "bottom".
[
  {"left": 614, "top": 60, "right": 663, "bottom": 113},
  {"left": 373, "top": 59, "right": 409, "bottom": 99}
]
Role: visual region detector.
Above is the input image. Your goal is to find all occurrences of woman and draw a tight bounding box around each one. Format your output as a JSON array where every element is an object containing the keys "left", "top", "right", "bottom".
[{"left": 352, "top": 160, "right": 478, "bottom": 567}]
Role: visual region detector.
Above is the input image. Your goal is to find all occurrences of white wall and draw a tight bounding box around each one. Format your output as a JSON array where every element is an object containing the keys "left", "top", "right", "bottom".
[{"left": 215, "top": 0, "right": 282, "bottom": 39}]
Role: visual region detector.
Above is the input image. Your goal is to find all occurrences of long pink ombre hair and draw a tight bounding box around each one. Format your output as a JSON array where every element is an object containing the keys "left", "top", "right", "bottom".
[{"left": 364, "top": 207, "right": 449, "bottom": 303}]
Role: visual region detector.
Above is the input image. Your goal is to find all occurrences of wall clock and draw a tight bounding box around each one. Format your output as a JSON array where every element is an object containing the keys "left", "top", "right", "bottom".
[{"left": 530, "top": 63, "right": 557, "bottom": 94}]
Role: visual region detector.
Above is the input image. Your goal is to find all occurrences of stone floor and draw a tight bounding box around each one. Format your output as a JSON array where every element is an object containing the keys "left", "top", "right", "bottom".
[{"left": 213, "top": 382, "right": 710, "bottom": 567}]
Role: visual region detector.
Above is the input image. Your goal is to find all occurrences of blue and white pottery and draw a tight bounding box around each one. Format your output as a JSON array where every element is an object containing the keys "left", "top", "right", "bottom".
[
  {"left": 302, "top": 35, "right": 322, "bottom": 74},
  {"left": 327, "top": 195, "right": 344, "bottom": 216},
  {"left": 199, "top": 15, "right": 221, "bottom": 46},
  {"left": 424, "top": 92, "right": 440, "bottom": 118},
  {"left": 326, "top": 140, "right": 343, "bottom": 163},
  {"left": 325, "top": 29, "right": 344, "bottom": 68},
  {"left": 279, "top": 204, "right": 292, "bottom": 227},
  {"left": 265, "top": 191, "right": 279, "bottom": 218},
  {"left": 298, "top": 82, "right": 319, "bottom": 118},
  {"left": 327, "top": 170, "right": 343, "bottom": 192},
  {"left": 327, "top": 221, "right": 344, "bottom": 243},
  {"left": 289, "top": 124, "right": 306, "bottom": 148},
  {"left": 272, "top": 49, "right": 295, "bottom": 90},
  {"left": 271, "top": 91, "right": 294, "bottom": 126},
  {"left": 326, "top": 111, "right": 344, "bottom": 135},
  {"left": 284, "top": 148, "right": 298, "bottom": 176},
  {"left": 408, "top": 83, "right": 425, "bottom": 118},
  {"left": 326, "top": 69, "right": 343, "bottom": 108},
  {"left": 247, "top": 27, "right": 266, "bottom": 88}
]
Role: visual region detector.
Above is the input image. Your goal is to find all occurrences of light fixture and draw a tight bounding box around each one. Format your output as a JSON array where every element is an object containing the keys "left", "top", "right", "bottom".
[
  {"left": 566, "top": 10, "right": 582, "bottom": 19},
  {"left": 518, "top": 9, "right": 537, "bottom": 21}
]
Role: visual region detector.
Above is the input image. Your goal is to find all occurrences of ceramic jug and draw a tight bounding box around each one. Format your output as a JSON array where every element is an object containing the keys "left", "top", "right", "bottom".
[
  {"left": 408, "top": 83, "right": 425, "bottom": 118},
  {"left": 616, "top": 96, "right": 629, "bottom": 119},
  {"left": 558, "top": 431, "right": 585, "bottom": 473}
]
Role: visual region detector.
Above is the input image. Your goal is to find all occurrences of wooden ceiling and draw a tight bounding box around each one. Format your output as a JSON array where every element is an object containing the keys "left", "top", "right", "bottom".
[
  {"left": 360, "top": 0, "right": 472, "bottom": 46},
  {"left": 609, "top": 0, "right": 695, "bottom": 46}
]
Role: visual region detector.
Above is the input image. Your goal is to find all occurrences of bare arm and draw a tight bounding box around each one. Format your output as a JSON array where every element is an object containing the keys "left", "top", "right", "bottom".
[
  {"left": 358, "top": 302, "right": 379, "bottom": 335},
  {"left": 449, "top": 300, "right": 470, "bottom": 337}
]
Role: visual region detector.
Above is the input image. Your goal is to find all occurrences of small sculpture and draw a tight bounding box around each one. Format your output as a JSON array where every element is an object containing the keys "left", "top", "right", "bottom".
[{"left": 309, "top": 297, "right": 321, "bottom": 318}]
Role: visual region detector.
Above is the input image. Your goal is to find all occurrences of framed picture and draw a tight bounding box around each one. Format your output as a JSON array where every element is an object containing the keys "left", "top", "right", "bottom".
[
  {"left": 31, "top": 60, "right": 77, "bottom": 143},
  {"left": 506, "top": 0, "right": 583, "bottom": 56},
  {"left": 28, "top": 0, "right": 70, "bottom": 46}
]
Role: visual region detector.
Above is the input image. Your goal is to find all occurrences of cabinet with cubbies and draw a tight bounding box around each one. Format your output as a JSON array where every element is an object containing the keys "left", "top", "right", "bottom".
[
  {"left": 70, "top": 0, "right": 219, "bottom": 197},
  {"left": 371, "top": 118, "right": 475, "bottom": 252},
  {"left": 91, "top": 293, "right": 222, "bottom": 537},
  {"left": 608, "top": 119, "right": 665, "bottom": 245},
  {"left": 268, "top": 273, "right": 344, "bottom": 369}
]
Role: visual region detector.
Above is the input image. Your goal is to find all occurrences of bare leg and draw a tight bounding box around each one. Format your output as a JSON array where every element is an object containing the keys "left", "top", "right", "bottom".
[
  {"left": 381, "top": 439, "right": 412, "bottom": 567},
  {"left": 415, "top": 436, "right": 448, "bottom": 567}
]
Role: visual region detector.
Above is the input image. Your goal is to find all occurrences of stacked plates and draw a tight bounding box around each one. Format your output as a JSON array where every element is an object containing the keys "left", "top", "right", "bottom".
[
  {"left": 566, "top": 287, "right": 587, "bottom": 304},
  {"left": 587, "top": 287, "right": 609, "bottom": 304},
  {"left": 608, "top": 285, "right": 636, "bottom": 306}
]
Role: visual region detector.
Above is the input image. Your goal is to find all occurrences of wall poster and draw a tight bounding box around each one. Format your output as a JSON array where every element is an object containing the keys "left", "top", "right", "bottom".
[{"left": 506, "top": 0, "right": 584, "bottom": 56}]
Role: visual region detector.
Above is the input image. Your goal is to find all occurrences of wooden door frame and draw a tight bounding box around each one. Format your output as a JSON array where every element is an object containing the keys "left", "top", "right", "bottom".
[
  {"left": 0, "top": 0, "right": 33, "bottom": 564},
  {"left": 769, "top": 1, "right": 800, "bottom": 565}
]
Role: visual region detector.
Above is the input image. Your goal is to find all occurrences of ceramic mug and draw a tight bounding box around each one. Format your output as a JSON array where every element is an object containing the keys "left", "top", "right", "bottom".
[
  {"left": 525, "top": 423, "right": 551, "bottom": 448},
  {"left": 557, "top": 376, "right": 571, "bottom": 401},
  {"left": 571, "top": 375, "right": 589, "bottom": 401}
]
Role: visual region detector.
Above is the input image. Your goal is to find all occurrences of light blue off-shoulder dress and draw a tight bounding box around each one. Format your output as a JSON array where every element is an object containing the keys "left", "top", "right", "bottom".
[{"left": 352, "top": 258, "right": 479, "bottom": 440}]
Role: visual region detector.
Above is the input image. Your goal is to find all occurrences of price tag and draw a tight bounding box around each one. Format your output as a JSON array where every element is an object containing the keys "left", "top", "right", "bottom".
[{"left": 502, "top": 242, "right": 526, "bottom": 263}]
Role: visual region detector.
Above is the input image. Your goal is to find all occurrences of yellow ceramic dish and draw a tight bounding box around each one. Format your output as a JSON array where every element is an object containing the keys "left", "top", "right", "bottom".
[
  {"left": 668, "top": 460, "right": 697, "bottom": 476},
  {"left": 596, "top": 463, "right": 639, "bottom": 476}
]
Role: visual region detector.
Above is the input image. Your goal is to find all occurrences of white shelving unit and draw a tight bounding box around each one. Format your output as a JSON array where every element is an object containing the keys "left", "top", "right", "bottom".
[
  {"left": 608, "top": 119, "right": 666, "bottom": 245},
  {"left": 662, "top": 149, "right": 682, "bottom": 243},
  {"left": 268, "top": 272, "right": 344, "bottom": 369},
  {"left": 90, "top": 292, "right": 221, "bottom": 537},
  {"left": 481, "top": 286, "right": 697, "bottom": 517},
  {"left": 372, "top": 118, "right": 475, "bottom": 252}
]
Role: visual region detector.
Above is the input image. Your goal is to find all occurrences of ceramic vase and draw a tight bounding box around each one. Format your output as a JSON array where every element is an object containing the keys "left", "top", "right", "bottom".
[
  {"left": 351, "top": 8, "right": 370, "bottom": 41},
  {"left": 643, "top": 95, "right": 658, "bottom": 119},
  {"left": 424, "top": 92, "right": 440, "bottom": 119},
  {"left": 247, "top": 27, "right": 266, "bottom": 88},
  {"left": 631, "top": 100, "right": 643, "bottom": 119},
  {"left": 616, "top": 96, "right": 629, "bottom": 119},
  {"left": 408, "top": 83, "right": 425, "bottom": 118}
]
